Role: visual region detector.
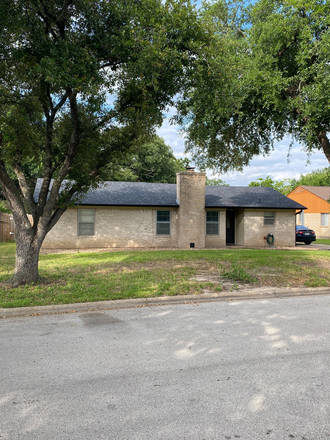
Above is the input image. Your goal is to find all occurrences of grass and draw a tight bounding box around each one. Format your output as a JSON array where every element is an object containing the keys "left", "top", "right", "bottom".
[
  {"left": 316, "top": 239, "right": 330, "bottom": 245},
  {"left": 1, "top": 242, "right": 330, "bottom": 308}
]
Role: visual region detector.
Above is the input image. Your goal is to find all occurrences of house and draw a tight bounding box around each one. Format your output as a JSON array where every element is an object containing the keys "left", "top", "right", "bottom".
[
  {"left": 35, "top": 171, "right": 305, "bottom": 249},
  {"left": 287, "top": 186, "right": 330, "bottom": 239}
]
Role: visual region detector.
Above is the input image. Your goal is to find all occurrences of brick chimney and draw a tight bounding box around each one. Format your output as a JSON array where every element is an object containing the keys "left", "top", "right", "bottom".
[{"left": 176, "top": 170, "right": 206, "bottom": 249}]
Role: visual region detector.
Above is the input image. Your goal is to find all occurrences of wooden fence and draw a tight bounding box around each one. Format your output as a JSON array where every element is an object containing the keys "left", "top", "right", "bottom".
[
  {"left": 0, "top": 213, "right": 15, "bottom": 242},
  {"left": 0, "top": 213, "right": 33, "bottom": 242}
]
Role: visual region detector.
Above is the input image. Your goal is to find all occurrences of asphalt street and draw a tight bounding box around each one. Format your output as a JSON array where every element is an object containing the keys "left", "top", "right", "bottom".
[{"left": 1, "top": 295, "right": 330, "bottom": 440}]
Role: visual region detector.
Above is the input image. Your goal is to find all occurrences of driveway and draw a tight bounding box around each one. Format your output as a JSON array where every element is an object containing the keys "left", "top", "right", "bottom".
[
  {"left": 295, "top": 242, "right": 330, "bottom": 250},
  {"left": 2, "top": 295, "right": 330, "bottom": 439}
]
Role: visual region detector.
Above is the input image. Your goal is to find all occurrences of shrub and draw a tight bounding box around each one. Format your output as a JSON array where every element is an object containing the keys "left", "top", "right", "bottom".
[{"left": 221, "top": 263, "right": 257, "bottom": 284}]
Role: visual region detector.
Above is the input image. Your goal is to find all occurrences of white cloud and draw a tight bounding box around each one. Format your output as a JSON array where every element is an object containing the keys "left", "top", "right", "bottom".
[
  {"left": 157, "top": 120, "right": 328, "bottom": 186},
  {"left": 156, "top": 120, "right": 187, "bottom": 159}
]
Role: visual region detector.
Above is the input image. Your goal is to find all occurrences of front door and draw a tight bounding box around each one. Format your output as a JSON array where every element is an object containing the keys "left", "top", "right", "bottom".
[{"left": 226, "top": 210, "right": 235, "bottom": 244}]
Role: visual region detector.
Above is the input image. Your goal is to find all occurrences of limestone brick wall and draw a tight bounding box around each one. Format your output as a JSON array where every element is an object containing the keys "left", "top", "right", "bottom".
[
  {"left": 235, "top": 209, "right": 245, "bottom": 245},
  {"left": 297, "top": 213, "right": 330, "bottom": 239},
  {"left": 205, "top": 210, "right": 226, "bottom": 248},
  {"left": 176, "top": 172, "right": 206, "bottom": 249},
  {"left": 244, "top": 209, "right": 296, "bottom": 247},
  {"left": 42, "top": 206, "right": 179, "bottom": 249}
]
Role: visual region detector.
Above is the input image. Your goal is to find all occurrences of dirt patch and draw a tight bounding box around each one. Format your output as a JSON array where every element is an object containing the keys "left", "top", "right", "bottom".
[
  {"left": 191, "top": 273, "right": 257, "bottom": 292},
  {"left": 315, "top": 259, "right": 330, "bottom": 269},
  {"left": 94, "top": 260, "right": 220, "bottom": 275},
  {"left": 190, "top": 273, "right": 295, "bottom": 296}
]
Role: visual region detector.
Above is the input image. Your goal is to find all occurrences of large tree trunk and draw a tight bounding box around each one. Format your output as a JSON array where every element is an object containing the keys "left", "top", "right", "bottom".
[
  {"left": 317, "top": 131, "right": 330, "bottom": 164},
  {"left": 10, "top": 227, "right": 45, "bottom": 287}
]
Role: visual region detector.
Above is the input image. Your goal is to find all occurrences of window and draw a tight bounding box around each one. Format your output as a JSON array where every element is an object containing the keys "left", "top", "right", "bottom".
[
  {"left": 264, "top": 211, "right": 275, "bottom": 225},
  {"left": 321, "top": 213, "right": 329, "bottom": 226},
  {"left": 206, "top": 211, "right": 219, "bottom": 235},
  {"left": 78, "top": 209, "right": 95, "bottom": 236},
  {"left": 298, "top": 210, "right": 304, "bottom": 226},
  {"left": 157, "top": 210, "right": 170, "bottom": 235}
]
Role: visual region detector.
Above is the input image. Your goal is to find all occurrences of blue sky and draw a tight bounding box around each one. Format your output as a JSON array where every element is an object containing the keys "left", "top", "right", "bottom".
[{"left": 157, "top": 118, "right": 327, "bottom": 186}]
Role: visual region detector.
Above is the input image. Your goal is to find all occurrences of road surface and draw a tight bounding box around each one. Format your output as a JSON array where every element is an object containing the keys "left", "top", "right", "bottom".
[{"left": 1, "top": 295, "right": 330, "bottom": 439}]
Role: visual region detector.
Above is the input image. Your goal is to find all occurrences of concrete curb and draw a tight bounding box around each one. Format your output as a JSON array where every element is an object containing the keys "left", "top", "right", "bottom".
[{"left": 1, "top": 287, "right": 330, "bottom": 319}]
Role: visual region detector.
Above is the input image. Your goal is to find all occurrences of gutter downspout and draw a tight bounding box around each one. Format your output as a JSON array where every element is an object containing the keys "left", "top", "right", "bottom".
[{"left": 295, "top": 209, "right": 303, "bottom": 247}]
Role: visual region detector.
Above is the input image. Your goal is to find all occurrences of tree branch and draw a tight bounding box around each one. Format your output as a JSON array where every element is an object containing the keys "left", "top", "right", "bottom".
[
  {"left": 52, "top": 91, "right": 69, "bottom": 116},
  {"left": 12, "top": 160, "right": 36, "bottom": 217},
  {"left": 44, "top": 88, "right": 79, "bottom": 217},
  {"left": 0, "top": 154, "right": 31, "bottom": 230}
]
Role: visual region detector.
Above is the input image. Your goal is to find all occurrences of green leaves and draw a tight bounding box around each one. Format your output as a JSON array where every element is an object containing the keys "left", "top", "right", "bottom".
[
  {"left": 178, "top": 0, "right": 330, "bottom": 173},
  {"left": 247, "top": 168, "right": 330, "bottom": 195},
  {"left": 248, "top": 176, "right": 292, "bottom": 195},
  {"left": 107, "top": 135, "right": 187, "bottom": 183},
  {"left": 0, "top": 0, "right": 208, "bottom": 263},
  {"left": 0, "top": 0, "right": 204, "bottom": 185}
]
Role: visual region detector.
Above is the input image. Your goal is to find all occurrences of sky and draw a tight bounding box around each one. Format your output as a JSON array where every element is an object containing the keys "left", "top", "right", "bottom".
[{"left": 157, "top": 118, "right": 328, "bottom": 186}]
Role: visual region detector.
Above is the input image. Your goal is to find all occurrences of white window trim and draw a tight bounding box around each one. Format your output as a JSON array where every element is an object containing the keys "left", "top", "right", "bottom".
[
  {"left": 321, "top": 213, "right": 329, "bottom": 227},
  {"left": 299, "top": 210, "right": 305, "bottom": 226}
]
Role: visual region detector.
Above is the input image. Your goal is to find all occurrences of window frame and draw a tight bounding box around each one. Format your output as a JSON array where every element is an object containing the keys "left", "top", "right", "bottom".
[
  {"left": 156, "top": 210, "right": 171, "bottom": 236},
  {"left": 321, "top": 213, "right": 329, "bottom": 226},
  {"left": 206, "top": 211, "right": 219, "bottom": 235},
  {"left": 264, "top": 211, "right": 275, "bottom": 226},
  {"left": 298, "top": 209, "right": 305, "bottom": 226},
  {"left": 77, "top": 208, "right": 95, "bottom": 236}
]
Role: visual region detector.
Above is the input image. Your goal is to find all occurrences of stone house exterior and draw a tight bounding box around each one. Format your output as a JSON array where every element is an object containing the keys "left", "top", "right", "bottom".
[
  {"left": 36, "top": 171, "right": 304, "bottom": 249},
  {"left": 287, "top": 186, "right": 330, "bottom": 239}
]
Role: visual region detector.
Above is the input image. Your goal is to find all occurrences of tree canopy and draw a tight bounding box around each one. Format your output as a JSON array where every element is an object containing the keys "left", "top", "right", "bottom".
[
  {"left": 177, "top": 0, "right": 330, "bottom": 172},
  {"left": 0, "top": 0, "right": 205, "bottom": 285},
  {"left": 205, "top": 176, "right": 229, "bottom": 186},
  {"left": 248, "top": 175, "right": 292, "bottom": 195},
  {"left": 109, "top": 135, "right": 188, "bottom": 183},
  {"left": 248, "top": 168, "right": 330, "bottom": 195},
  {"left": 289, "top": 167, "right": 330, "bottom": 189}
]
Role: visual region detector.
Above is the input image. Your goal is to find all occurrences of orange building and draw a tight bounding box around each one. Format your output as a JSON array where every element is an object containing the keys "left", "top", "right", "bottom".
[{"left": 287, "top": 186, "right": 330, "bottom": 238}]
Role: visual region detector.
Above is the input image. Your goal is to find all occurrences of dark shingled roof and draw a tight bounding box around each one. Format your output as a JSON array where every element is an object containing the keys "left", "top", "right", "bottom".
[
  {"left": 205, "top": 186, "right": 305, "bottom": 209},
  {"left": 34, "top": 180, "right": 179, "bottom": 207},
  {"left": 34, "top": 179, "right": 305, "bottom": 209},
  {"left": 78, "top": 181, "right": 179, "bottom": 207}
]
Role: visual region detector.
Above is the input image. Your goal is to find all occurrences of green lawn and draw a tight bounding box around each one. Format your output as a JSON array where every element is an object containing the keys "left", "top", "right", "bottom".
[
  {"left": 1, "top": 242, "right": 330, "bottom": 308},
  {"left": 316, "top": 239, "right": 330, "bottom": 245}
]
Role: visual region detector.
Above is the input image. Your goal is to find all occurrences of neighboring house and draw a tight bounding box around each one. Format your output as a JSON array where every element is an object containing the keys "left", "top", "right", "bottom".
[
  {"left": 287, "top": 186, "right": 330, "bottom": 239},
  {"left": 35, "top": 171, "right": 305, "bottom": 249}
]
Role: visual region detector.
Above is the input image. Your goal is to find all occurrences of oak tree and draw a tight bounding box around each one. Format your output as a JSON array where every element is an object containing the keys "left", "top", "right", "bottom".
[
  {"left": 178, "top": 0, "right": 330, "bottom": 172},
  {"left": 0, "top": 0, "right": 204, "bottom": 286}
]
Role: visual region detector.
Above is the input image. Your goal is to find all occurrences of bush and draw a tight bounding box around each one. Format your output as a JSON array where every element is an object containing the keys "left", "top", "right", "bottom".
[{"left": 221, "top": 263, "right": 257, "bottom": 284}]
